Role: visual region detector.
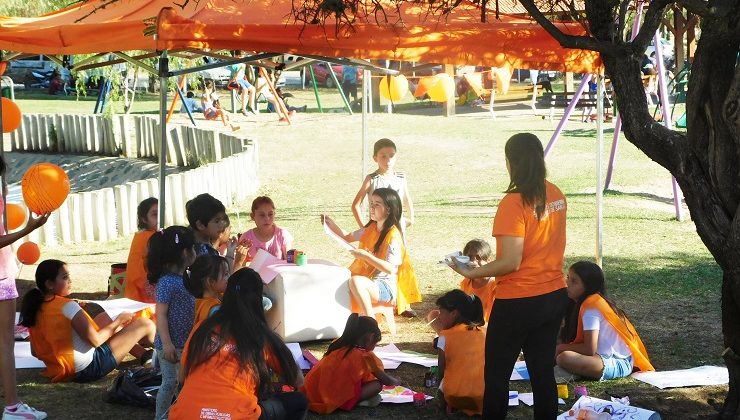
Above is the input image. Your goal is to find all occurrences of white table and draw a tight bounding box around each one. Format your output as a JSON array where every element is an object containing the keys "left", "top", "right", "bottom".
[{"left": 263, "top": 259, "right": 351, "bottom": 342}]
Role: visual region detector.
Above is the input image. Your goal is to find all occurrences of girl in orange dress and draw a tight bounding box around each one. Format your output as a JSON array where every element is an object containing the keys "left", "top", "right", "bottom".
[
  {"left": 302, "top": 314, "right": 401, "bottom": 413},
  {"left": 124, "top": 197, "right": 158, "bottom": 303},
  {"left": 184, "top": 255, "right": 229, "bottom": 326},
  {"left": 323, "top": 187, "right": 418, "bottom": 317},
  {"left": 170, "top": 268, "right": 306, "bottom": 419}
]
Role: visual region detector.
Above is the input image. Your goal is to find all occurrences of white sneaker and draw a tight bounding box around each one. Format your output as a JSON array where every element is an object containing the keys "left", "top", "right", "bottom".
[{"left": 2, "top": 403, "right": 47, "bottom": 420}]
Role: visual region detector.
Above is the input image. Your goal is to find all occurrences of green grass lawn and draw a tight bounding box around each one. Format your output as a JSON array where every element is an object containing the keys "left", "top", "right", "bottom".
[{"left": 10, "top": 90, "right": 724, "bottom": 419}]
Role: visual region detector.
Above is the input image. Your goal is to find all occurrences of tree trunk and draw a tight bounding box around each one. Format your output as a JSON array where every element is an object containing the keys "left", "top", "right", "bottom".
[{"left": 599, "top": 4, "right": 740, "bottom": 417}]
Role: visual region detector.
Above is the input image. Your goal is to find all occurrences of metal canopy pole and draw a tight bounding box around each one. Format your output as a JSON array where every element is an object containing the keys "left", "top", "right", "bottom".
[
  {"left": 596, "top": 75, "right": 604, "bottom": 266},
  {"left": 158, "top": 51, "right": 169, "bottom": 228}
]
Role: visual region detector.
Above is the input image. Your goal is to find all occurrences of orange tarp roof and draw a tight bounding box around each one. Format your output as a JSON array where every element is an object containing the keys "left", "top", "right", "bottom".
[{"left": 0, "top": 0, "right": 600, "bottom": 73}]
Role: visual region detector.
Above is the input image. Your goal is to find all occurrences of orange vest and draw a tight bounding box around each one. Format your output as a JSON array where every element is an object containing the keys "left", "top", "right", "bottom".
[
  {"left": 194, "top": 297, "right": 221, "bottom": 326},
  {"left": 460, "top": 277, "right": 496, "bottom": 322},
  {"left": 301, "top": 347, "right": 383, "bottom": 414},
  {"left": 29, "top": 296, "right": 98, "bottom": 382},
  {"left": 124, "top": 230, "right": 155, "bottom": 303},
  {"left": 439, "top": 323, "right": 486, "bottom": 415},
  {"left": 348, "top": 223, "right": 420, "bottom": 314},
  {"left": 572, "top": 294, "right": 654, "bottom": 372}
]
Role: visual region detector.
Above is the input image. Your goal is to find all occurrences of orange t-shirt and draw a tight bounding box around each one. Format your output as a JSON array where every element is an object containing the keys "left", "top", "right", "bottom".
[
  {"left": 194, "top": 297, "right": 220, "bottom": 326},
  {"left": 439, "top": 323, "right": 486, "bottom": 415},
  {"left": 170, "top": 332, "right": 283, "bottom": 420},
  {"left": 301, "top": 347, "right": 384, "bottom": 414},
  {"left": 492, "top": 181, "right": 567, "bottom": 299},
  {"left": 460, "top": 277, "right": 496, "bottom": 322},
  {"left": 124, "top": 230, "right": 155, "bottom": 303}
]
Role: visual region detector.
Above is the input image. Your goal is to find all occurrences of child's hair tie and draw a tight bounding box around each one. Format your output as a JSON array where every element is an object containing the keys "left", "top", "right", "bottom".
[
  {"left": 175, "top": 233, "right": 180, "bottom": 244},
  {"left": 469, "top": 294, "right": 475, "bottom": 302}
]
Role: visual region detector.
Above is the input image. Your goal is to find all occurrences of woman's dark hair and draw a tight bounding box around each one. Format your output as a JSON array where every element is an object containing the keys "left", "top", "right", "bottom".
[
  {"left": 436, "top": 289, "right": 485, "bottom": 327},
  {"left": 147, "top": 226, "right": 196, "bottom": 285},
  {"left": 373, "top": 138, "right": 397, "bottom": 156},
  {"left": 184, "top": 255, "right": 228, "bottom": 298},
  {"left": 183, "top": 268, "right": 300, "bottom": 396},
  {"left": 463, "top": 239, "right": 492, "bottom": 262},
  {"left": 326, "top": 313, "right": 381, "bottom": 358},
  {"left": 250, "top": 196, "right": 275, "bottom": 214},
  {"left": 19, "top": 259, "right": 66, "bottom": 327},
  {"left": 560, "top": 261, "right": 633, "bottom": 343},
  {"left": 504, "top": 133, "right": 547, "bottom": 220},
  {"left": 0, "top": 155, "right": 6, "bottom": 177},
  {"left": 137, "top": 197, "right": 158, "bottom": 231},
  {"left": 366, "top": 188, "right": 403, "bottom": 254},
  {"left": 186, "top": 193, "right": 226, "bottom": 230}
]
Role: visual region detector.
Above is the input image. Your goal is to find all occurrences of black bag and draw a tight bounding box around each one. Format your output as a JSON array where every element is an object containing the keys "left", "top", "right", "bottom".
[{"left": 103, "top": 367, "right": 161, "bottom": 409}]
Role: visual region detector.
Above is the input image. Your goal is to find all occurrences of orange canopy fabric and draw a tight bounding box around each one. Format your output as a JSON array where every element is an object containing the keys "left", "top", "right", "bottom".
[{"left": 0, "top": 0, "right": 601, "bottom": 73}]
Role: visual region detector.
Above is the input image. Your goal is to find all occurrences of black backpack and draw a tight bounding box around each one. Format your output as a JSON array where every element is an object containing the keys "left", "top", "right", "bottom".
[{"left": 103, "top": 367, "right": 161, "bottom": 409}]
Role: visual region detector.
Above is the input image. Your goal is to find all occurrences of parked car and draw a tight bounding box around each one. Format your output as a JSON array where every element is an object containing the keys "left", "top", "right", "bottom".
[
  {"left": 309, "top": 62, "right": 364, "bottom": 88},
  {"left": 7, "top": 55, "right": 71, "bottom": 87},
  {"left": 197, "top": 59, "right": 232, "bottom": 87},
  {"left": 645, "top": 38, "right": 674, "bottom": 60}
]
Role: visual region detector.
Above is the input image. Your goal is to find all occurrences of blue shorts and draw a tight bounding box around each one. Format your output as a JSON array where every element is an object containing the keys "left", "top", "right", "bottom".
[
  {"left": 237, "top": 79, "right": 253, "bottom": 90},
  {"left": 75, "top": 343, "right": 118, "bottom": 383},
  {"left": 376, "top": 279, "right": 394, "bottom": 304},
  {"left": 599, "top": 355, "right": 633, "bottom": 380}
]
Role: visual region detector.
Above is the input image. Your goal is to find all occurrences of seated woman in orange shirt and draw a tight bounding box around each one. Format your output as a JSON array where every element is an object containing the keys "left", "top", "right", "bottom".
[
  {"left": 124, "top": 197, "right": 158, "bottom": 303},
  {"left": 19, "top": 260, "right": 155, "bottom": 383},
  {"left": 170, "top": 268, "right": 306, "bottom": 420}
]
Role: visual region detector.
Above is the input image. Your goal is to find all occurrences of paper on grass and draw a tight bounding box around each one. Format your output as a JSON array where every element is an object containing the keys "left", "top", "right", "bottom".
[
  {"left": 323, "top": 220, "right": 355, "bottom": 251},
  {"left": 510, "top": 360, "right": 530, "bottom": 380},
  {"left": 508, "top": 391, "right": 519, "bottom": 406},
  {"left": 518, "top": 392, "right": 565, "bottom": 406},
  {"left": 15, "top": 341, "right": 45, "bottom": 369},
  {"left": 379, "top": 386, "right": 432, "bottom": 403},
  {"left": 285, "top": 343, "right": 312, "bottom": 370},
  {"left": 557, "top": 396, "right": 660, "bottom": 420},
  {"left": 249, "top": 248, "right": 283, "bottom": 284},
  {"left": 374, "top": 343, "right": 437, "bottom": 368},
  {"left": 631, "top": 365, "right": 728, "bottom": 389}
]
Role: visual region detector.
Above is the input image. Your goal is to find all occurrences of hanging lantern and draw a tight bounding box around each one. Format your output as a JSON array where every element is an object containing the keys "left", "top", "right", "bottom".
[
  {"left": 379, "top": 75, "right": 409, "bottom": 101},
  {"left": 427, "top": 74, "right": 455, "bottom": 102}
]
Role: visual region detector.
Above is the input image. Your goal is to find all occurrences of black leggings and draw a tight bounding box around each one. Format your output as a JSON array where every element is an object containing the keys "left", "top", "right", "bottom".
[
  {"left": 259, "top": 391, "right": 308, "bottom": 420},
  {"left": 483, "top": 288, "right": 568, "bottom": 420}
]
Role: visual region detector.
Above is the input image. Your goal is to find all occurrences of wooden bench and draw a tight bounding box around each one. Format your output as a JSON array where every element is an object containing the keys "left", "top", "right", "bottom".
[{"left": 537, "top": 90, "right": 613, "bottom": 122}]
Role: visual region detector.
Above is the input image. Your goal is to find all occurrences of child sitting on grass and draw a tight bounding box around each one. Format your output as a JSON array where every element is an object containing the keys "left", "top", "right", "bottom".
[
  {"left": 184, "top": 255, "right": 229, "bottom": 326},
  {"left": 302, "top": 314, "right": 401, "bottom": 413},
  {"left": 556, "top": 261, "right": 654, "bottom": 380}
]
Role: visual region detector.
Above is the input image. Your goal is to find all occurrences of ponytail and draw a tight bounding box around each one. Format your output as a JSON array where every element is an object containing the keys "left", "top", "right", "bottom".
[
  {"left": 19, "top": 259, "right": 66, "bottom": 327},
  {"left": 326, "top": 313, "right": 381, "bottom": 358},
  {"left": 147, "top": 226, "right": 195, "bottom": 285},
  {"left": 436, "top": 289, "right": 485, "bottom": 327}
]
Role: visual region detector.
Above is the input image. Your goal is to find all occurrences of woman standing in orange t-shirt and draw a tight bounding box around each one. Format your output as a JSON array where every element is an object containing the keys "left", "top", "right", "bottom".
[{"left": 449, "top": 133, "right": 569, "bottom": 420}]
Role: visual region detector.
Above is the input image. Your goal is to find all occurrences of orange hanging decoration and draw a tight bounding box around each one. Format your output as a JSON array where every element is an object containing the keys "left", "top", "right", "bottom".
[
  {"left": 1, "top": 98, "right": 22, "bottom": 133},
  {"left": 17, "top": 242, "right": 41, "bottom": 265},
  {"left": 21, "top": 163, "right": 70, "bottom": 214},
  {"left": 5, "top": 203, "right": 26, "bottom": 231}
]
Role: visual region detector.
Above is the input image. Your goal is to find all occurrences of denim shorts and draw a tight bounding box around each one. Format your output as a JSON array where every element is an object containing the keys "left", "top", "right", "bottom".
[
  {"left": 377, "top": 279, "right": 394, "bottom": 304},
  {"left": 237, "top": 79, "right": 253, "bottom": 89},
  {"left": 75, "top": 343, "right": 118, "bottom": 383},
  {"left": 599, "top": 354, "right": 633, "bottom": 380}
]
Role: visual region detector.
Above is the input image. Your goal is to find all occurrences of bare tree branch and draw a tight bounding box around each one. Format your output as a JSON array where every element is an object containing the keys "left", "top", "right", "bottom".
[
  {"left": 675, "top": 0, "right": 712, "bottom": 17},
  {"left": 616, "top": 0, "right": 631, "bottom": 41}
]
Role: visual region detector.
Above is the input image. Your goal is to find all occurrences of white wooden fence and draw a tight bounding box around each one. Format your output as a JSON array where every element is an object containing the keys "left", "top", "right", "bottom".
[
  {"left": 18, "top": 143, "right": 259, "bottom": 246},
  {"left": 10, "top": 114, "right": 249, "bottom": 168}
]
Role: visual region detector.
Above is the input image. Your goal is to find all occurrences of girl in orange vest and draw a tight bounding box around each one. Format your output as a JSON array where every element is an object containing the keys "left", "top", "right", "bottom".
[
  {"left": 556, "top": 261, "right": 655, "bottom": 380},
  {"left": 183, "top": 255, "right": 229, "bottom": 326},
  {"left": 323, "top": 187, "right": 418, "bottom": 317},
  {"left": 124, "top": 197, "right": 158, "bottom": 303},
  {"left": 170, "top": 268, "right": 306, "bottom": 420},
  {"left": 433, "top": 289, "right": 486, "bottom": 415},
  {"left": 458, "top": 239, "right": 495, "bottom": 323},
  {"left": 19, "top": 260, "right": 155, "bottom": 383},
  {"left": 302, "top": 314, "right": 401, "bottom": 413}
]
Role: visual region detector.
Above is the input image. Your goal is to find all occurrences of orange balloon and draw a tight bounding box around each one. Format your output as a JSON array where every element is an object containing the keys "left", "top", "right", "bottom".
[
  {"left": 0, "top": 98, "right": 21, "bottom": 133},
  {"left": 5, "top": 203, "right": 26, "bottom": 231},
  {"left": 22, "top": 163, "right": 70, "bottom": 214},
  {"left": 17, "top": 242, "right": 40, "bottom": 265}
]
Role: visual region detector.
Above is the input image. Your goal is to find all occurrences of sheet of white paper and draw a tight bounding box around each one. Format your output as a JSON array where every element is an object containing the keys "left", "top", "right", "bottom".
[
  {"left": 249, "top": 249, "right": 282, "bottom": 284},
  {"left": 14, "top": 342, "right": 45, "bottom": 369},
  {"left": 509, "top": 391, "right": 519, "bottom": 406},
  {"left": 631, "top": 365, "right": 728, "bottom": 389},
  {"left": 519, "top": 392, "right": 565, "bottom": 406},
  {"left": 285, "top": 343, "right": 311, "bottom": 370},
  {"left": 382, "top": 359, "right": 402, "bottom": 370},
  {"left": 510, "top": 360, "right": 530, "bottom": 380},
  {"left": 323, "top": 220, "right": 355, "bottom": 251},
  {"left": 557, "top": 396, "right": 660, "bottom": 420},
  {"left": 91, "top": 298, "right": 155, "bottom": 320},
  {"left": 375, "top": 343, "right": 437, "bottom": 368},
  {"left": 379, "top": 385, "right": 433, "bottom": 403}
]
